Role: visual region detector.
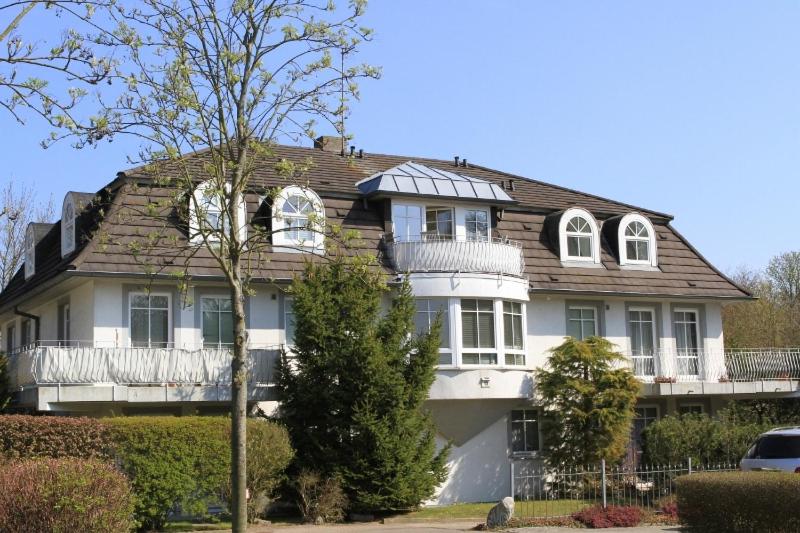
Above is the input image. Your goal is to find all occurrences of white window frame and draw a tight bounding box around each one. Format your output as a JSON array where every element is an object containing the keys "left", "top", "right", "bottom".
[
  {"left": 628, "top": 306, "right": 657, "bottom": 378},
  {"left": 459, "top": 298, "right": 498, "bottom": 366},
  {"left": 189, "top": 180, "right": 248, "bottom": 246},
  {"left": 558, "top": 207, "right": 601, "bottom": 265},
  {"left": 283, "top": 296, "right": 295, "bottom": 347},
  {"left": 128, "top": 292, "right": 173, "bottom": 348},
  {"left": 272, "top": 186, "right": 325, "bottom": 252},
  {"left": 423, "top": 206, "right": 455, "bottom": 241},
  {"left": 618, "top": 213, "right": 657, "bottom": 268},
  {"left": 674, "top": 308, "right": 701, "bottom": 378},
  {"left": 510, "top": 408, "right": 542, "bottom": 456},
  {"left": 567, "top": 305, "right": 598, "bottom": 340},
  {"left": 502, "top": 300, "right": 526, "bottom": 366},
  {"left": 415, "top": 298, "right": 453, "bottom": 366},
  {"left": 61, "top": 195, "right": 76, "bottom": 257},
  {"left": 24, "top": 225, "right": 35, "bottom": 279},
  {"left": 200, "top": 296, "right": 233, "bottom": 348},
  {"left": 392, "top": 201, "right": 424, "bottom": 242},
  {"left": 463, "top": 208, "right": 490, "bottom": 242}
]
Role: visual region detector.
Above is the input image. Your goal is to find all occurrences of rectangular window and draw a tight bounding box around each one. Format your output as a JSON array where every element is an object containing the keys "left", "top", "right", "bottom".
[
  {"left": 202, "top": 297, "right": 233, "bottom": 348},
  {"left": 415, "top": 298, "right": 452, "bottom": 365},
  {"left": 674, "top": 309, "right": 700, "bottom": 376},
  {"left": 511, "top": 409, "right": 540, "bottom": 453},
  {"left": 633, "top": 406, "right": 659, "bottom": 448},
  {"left": 679, "top": 404, "right": 704, "bottom": 415},
  {"left": 5, "top": 323, "right": 15, "bottom": 353},
  {"left": 567, "top": 306, "right": 597, "bottom": 340},
  {"left": 130, "top": 293, "right": 170, "bottom": 348},
  {"left": 465, "top": 209, "right": 489, "bottom": 242},
  {"left": 58, "top": 302, "right": 71, "bottom": 347},
  {"left": 424, "top": 208, "right": 454, "bottom": 240},
  {"left": 284, "top": 297, "right": 295, "bottom": 346},
  {"left": 392, "top": 204, "right": 423, "bottom": 242},
  {"left": 629, "top": 308, "right": 655, "bottom": 377},
  {"left": 503, "top": 301, "right": 525, "bottom": 365},
  {"left": 461, "top": 299, "right": 496, "bottom": 364},
  {"left": 20, "top": 319, "right": 31, "bottom": 348},
  {"left": 567, "top": 235, "right": 592, "bottom": 258}
]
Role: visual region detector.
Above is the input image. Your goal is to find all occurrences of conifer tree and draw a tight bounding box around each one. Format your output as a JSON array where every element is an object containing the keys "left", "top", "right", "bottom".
[
  {"left": 536, "top": 337, "right": 640, "bottom": 466},
  {"left": 276, "top": 257, "right": 449, "bottom": 511}
]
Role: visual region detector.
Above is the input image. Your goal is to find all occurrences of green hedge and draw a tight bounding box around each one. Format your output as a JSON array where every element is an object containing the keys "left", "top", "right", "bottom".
[
  {"left": 677, "top": 472, "right": 800, "bottom": 532},
  {"left": 0, "top": 457, "right": 134, "bottom": 532},
  {"left": 642, "top": 413, "right": 767, "bottom": 464},
  {"left": 0, "top": 415, "right": 111, "bottom": 460},
  {"left": 0, "top": 415, "right": 293, "bottom": 530}
]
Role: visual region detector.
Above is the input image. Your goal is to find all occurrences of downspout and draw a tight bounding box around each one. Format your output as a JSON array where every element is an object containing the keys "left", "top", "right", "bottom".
[{"left": 14, "top": 307, "right": 40, "bottom": 344}]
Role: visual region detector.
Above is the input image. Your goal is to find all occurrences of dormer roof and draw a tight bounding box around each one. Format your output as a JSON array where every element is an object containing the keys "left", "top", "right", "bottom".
[{"left": 356, "top": 161, "right": 516, "bottom": 204}]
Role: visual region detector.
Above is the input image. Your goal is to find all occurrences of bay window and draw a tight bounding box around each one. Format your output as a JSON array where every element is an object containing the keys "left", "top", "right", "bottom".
[
  {"left": 415, "top": 298, "right": 452, "bottom": 365},
  {"left": 503, "top": 301, "right": 525, "bottom": 365},
  {"left": 461, "top": 299, "right": 496, "bottom": 364}
]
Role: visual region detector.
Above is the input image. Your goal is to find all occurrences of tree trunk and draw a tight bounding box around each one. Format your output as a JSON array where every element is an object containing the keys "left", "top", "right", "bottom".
[{"left": 230, "top": 278, "right": 248, "bottom": 532}]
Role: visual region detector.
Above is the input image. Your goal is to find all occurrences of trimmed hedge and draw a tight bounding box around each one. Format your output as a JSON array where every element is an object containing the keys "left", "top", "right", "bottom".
[
  {"left": 0, "top": 415, "right": 111, "bottom": 459},
  {"left": 0, "top": 457, "right": 134, "bottom": 532},
  {"left": 0, "top": 415, "right": 294, "bottom": 530},
  {"left": 677, "top": 472, "right": 800, "bottom": 532}
]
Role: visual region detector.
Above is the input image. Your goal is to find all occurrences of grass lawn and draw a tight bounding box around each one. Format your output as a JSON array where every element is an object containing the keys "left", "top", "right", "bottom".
[{"left": 392, "top": 499, "right": 592, "bottom": 521}]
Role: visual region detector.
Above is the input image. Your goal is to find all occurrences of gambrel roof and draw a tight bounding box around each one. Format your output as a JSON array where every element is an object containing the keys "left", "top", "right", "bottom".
[{"left": 0, "top": 142, "right": 750, "bottom": 310}]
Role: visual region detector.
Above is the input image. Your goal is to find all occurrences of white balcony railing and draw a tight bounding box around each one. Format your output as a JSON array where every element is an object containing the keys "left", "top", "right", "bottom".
[
  {"left": 384, "top": 233, "right": 525, "bottom": 277},
  {"left": 620, "top": 348, "right": 800, "bottom": 383},
  {"left": 6, "top": 343, "right": 281, "bottom": 389}
]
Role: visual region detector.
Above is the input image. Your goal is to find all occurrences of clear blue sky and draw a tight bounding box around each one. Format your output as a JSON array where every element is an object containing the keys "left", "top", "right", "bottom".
[{"left": 2, "top": 1, "right": 798, "bottom": 273}]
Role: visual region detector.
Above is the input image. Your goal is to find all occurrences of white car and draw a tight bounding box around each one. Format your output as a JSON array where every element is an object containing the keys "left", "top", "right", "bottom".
[{"left": 740, "top": 427, "right": 800, "bottom": 472}]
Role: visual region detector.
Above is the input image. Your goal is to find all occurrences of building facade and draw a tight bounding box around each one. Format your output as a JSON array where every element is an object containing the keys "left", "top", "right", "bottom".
[{"left": 2, "top": 138, "right": 796, "bottom": 504}]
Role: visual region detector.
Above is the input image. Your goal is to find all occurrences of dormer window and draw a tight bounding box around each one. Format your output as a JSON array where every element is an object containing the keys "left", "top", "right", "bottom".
[
  {"left": 272, "top": 186, "right": 325, "bottom": 252},
  {"left": 61, "top": 196, "right": 75, "bottom": 257},
  {"left": 189, "top": 180, "right": 247, "bottom": 245},
  {"left": 618, "top": 213, "right": 657, "bottom": 267},
  {"left": 24, "top": 225, "right": 35, "bottom": 279},
  {"left": 558, "top": 208, "right": 601, "bottom": 264}
]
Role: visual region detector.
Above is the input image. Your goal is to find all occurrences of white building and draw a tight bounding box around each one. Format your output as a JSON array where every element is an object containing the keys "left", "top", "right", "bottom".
[{"left": 2, "top": 138, "right": 796, "bottom": 504}]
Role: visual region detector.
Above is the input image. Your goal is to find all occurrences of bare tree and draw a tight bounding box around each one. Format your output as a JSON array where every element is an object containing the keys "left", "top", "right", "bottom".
[
  {"left": 0, "top": 1, "right": 113, "bottom": 126},
  {"left": 0, "top": 179, "right": 53, "bottom": 287},
  {"left": 767, "top": 252, "right": 800, "bottom": 305},
  {"left": 7, "top": 1, "right": 377, "bottom": 529}
]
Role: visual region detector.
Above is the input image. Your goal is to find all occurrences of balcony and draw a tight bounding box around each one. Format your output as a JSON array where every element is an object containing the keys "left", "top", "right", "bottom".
[
  {"left": 621, "top": 348, "right": 800, "bottom": 395},
  {"left": 384, "top": 233, "right": 525, "bottom": 277},
  {"left": 6, "top": 342, "right": 282, "bottom": 410}
]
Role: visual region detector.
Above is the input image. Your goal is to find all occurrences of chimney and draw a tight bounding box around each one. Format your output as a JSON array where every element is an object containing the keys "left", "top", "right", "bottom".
[{"left": 314, "top": 135, "right": 347, "bottom": 154}]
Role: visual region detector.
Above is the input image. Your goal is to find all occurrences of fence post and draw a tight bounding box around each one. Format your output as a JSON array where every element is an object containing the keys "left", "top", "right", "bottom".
[
  {"left": 601, "top": 458, "right": 607, "bottom": 509},
  {"left": 510, "top": 460, "right": 515, "bottom": 499},
  {"left": 688, "top": 457, "right": 693, "bottom": 475}
]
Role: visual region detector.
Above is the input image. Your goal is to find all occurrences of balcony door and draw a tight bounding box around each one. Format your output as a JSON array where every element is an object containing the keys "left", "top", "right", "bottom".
[
  {"left": 392, "top": 204, "right": 422, "bottom": 242},
  {"left": 629, "top": 308, "right": 656, "bottom": 378},
  {"left": 674, "top": 309, "right": 700, "bottom": 378},
  {"left": 130, "top": 293, "right": 171, "bottom": 348}
]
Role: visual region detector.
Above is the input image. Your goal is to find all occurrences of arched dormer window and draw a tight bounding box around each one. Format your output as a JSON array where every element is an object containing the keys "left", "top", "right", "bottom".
[
  {"left": 558, "top": 208, "right": 601, "bottom": 264},
  {"left": 189, "top": 180, "right": 247, "bottom": 245},
  {"left": 61, "top": 196, "right": 76, "bottom": 257},
  {"left": 618, "top": 213, "right": 657, "bottom": 267},
  {"left": 24, "top": 225, "right": 35, "bottom": 279},
  {"left": 272, "top": 186, "right": 325, "bottom": 252}
]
